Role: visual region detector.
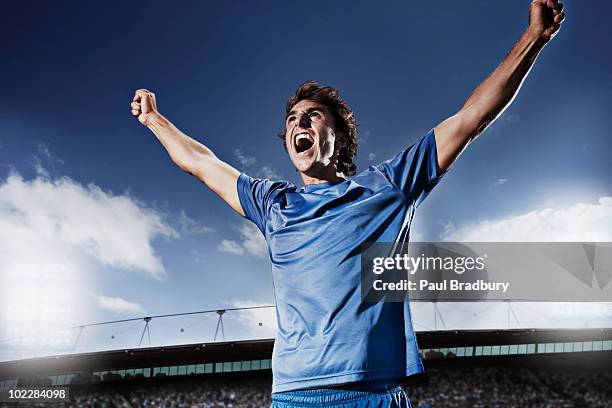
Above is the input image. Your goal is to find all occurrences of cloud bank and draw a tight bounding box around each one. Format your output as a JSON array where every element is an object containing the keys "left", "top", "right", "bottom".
[
  {"left": 0, "top": 172, "right": 176, "bottom": 278},
  {"left": 443, "top": 197, "right": 612, "bottom": 242},
  {"left": 0, "top": 172, "right": 177, "bottom": 351}
]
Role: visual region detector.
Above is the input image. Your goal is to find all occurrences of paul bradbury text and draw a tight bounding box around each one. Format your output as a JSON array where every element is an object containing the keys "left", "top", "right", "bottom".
[{"left": 372, "top": 279, "right": 510, "bottom": 293}]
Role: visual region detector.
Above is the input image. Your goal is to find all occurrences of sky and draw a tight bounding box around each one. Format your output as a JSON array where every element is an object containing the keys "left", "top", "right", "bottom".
[{"left": 1, "top": 0, "right": 611, "bottom": 361}]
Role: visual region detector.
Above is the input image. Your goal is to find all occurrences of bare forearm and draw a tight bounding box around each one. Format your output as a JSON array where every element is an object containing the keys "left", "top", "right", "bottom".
[
  {"left": 434, "top": 0, "right": 565, "bottom": 171},
  {"left": 462, "top": 30, "right": 546, "bottom": 135},
  {"left": 130, "top": 89, "right": 243, "bottom": 214},
  {"left": 434, "top": 31, "right": 546, "bottom": 171},
  {"left": 146, "top": 112, "right": 215, "bottom": 174}
]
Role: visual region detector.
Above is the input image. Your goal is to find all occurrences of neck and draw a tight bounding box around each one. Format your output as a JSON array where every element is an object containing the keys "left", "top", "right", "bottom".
[{"left": 300, "top": 166, "right": 345, "bottom": 186}]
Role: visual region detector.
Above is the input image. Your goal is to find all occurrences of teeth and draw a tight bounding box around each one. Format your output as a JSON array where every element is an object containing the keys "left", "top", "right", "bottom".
[
  {"left": 294, "top": 132, "right": 314, "bottom": 153},
  {"left": 296, "top": 133, "right": 313, "bottom": 142}
]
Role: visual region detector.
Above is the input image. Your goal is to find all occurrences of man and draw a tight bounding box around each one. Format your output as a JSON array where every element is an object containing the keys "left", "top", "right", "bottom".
[{"left": 130, "top": 1, "right": 565, "bottom": 406}]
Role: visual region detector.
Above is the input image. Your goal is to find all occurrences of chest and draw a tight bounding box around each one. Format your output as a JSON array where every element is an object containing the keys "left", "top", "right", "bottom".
[{"left": 265, "top": 178, "right": 408, "bottom": 260}]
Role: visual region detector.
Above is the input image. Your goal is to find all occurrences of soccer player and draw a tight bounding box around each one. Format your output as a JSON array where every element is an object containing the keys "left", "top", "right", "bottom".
[{"left": 130, "top": 1, "right": 565, "bottom": 406}]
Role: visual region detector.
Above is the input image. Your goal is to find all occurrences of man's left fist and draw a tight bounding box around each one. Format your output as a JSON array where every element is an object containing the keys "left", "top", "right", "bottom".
[{"left": 529, "top": 0, "right": 566, "bottom": 42}]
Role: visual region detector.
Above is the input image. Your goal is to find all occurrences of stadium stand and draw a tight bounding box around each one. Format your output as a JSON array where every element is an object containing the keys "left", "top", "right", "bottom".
[{"left": 0, "top": 329, "right": 610, "bottom": 407}]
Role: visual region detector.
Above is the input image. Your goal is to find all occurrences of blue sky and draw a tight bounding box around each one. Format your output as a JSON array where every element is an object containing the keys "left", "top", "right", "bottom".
[{"left": 1, "top": 0, "right": 611, "bottom": 360}]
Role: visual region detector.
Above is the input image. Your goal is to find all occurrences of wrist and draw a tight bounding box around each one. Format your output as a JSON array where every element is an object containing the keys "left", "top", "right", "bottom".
[
  {"left": 524, "top": 27, "right": 549, "bottom": 49},
  {"left": 144, "top": 111, "right": 165, "bottom": 128}
]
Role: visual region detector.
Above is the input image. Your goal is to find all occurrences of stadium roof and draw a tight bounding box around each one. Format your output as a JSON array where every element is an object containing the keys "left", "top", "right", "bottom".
[{"left": 1, "top": 328, "right": 611, "bottom": 380}]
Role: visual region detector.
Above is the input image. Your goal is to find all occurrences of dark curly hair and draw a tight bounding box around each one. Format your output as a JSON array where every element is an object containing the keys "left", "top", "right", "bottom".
[{"left": 277, "top": 81, "right": 358, "bottom": 176}]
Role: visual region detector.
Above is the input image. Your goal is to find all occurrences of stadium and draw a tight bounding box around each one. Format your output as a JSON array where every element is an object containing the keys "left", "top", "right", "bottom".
[
  {"left": 2, "top": 1, "right": 612, "bottom": 407},
  {"left": 1, "top": 306, "right": 611, "bottom": 407}
]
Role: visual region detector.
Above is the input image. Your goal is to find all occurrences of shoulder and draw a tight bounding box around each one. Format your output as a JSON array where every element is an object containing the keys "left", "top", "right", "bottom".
[
  {"left": 238, "top": 173, "right": 296, "bottom": 199},
  {"left": 349, "top": 164, "right": 397, "bottom": 189}
]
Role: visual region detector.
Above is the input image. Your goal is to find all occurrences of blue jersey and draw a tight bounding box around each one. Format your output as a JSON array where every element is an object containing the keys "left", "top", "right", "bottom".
[{"left": 237, "top": 129, "right": 445, "bottom": 393}]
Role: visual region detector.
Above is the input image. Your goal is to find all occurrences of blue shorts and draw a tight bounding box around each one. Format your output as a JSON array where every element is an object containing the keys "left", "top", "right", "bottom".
[{"left": 270, "top": 380, "right": 411, "bottom": 408}]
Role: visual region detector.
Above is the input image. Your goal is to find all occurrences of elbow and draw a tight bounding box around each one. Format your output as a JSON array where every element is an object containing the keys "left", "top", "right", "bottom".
[
  {"left": 177, "top": 151, "right": 215, "bottom": 181},
  {"left": 178, "top": 162, "right": 197, "bottom": 176},
  {"left": 170, "top": 152, "right": 199, "bottom": 176}
]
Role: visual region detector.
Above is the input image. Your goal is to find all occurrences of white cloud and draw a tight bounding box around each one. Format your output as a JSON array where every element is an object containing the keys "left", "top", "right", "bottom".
[
  {"left": 239, "top": 222, "right": 268, "bottom": 258},
  {"left": 257, "top": 166, "right": 281, "bottom": 180},
  {"left": 218, "top": 222, "right": 268, "bottom": 259},
  {"left": 34, "top": 142, "right": 65, "bottom": 166},
  {"left": 32, "top": 143, "right": 64, "bottom": 178},
  {"left": 0, "top": 172, "right": 176, "bottom": 279},
  {"left": 96, "top": 295, "right": 144, "bottom": 315},
  {"left": 218, "top": 239, "right": 245, "bottom": 255},
  {"left": 36, "top": 142, "right": 53, "bottom": 159},
  {"left": 432, "top": 197, "right": 612, "bottom": 330},
  {"left": 368, "top": 153, "right": 376, "bottom": 162},
  {"left": 0, "top": 171, "right": 175, "bottom": 352},
  {"left": 34, "top": 164, "right": 49, "bottom": 178},
  {"left": 177, "top": 210, "right": 214, "bottom": 235},
  {"left": 227, "top": 300, "right": 276, "bottom": 339},
  {"left": 233, "top": 148, "right": 281, "bottom": 180},
  {"left": 361, "top": 129, "right": 371, "bottom": 145},
  {"left": 442, "top": 196, "right": 612, "bottom": 242},
  {"left": 234, "top": 149, "right": 256, "bottom": 167},
  {"left": 543, "top": 302, "right": 612, "bottom": 322},
  {"left": 493, "top": 178, "right": 508, "bottom": 186}
]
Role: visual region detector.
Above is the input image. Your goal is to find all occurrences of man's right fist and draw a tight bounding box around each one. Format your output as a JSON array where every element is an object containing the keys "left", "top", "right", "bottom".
[{"left": 131, "top": 89, "right": 158, "bottom": 126}]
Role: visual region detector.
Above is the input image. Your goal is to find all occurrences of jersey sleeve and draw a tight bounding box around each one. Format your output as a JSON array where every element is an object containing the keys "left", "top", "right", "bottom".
[
  {"left": 236, "top": 173, "right": 286, "bottom": 234},
  {"left": 376, "top": 128, "right": 446, "bottom": 206}
]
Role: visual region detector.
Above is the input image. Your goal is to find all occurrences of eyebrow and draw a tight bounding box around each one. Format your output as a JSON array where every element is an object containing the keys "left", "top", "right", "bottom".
[{"left": 286, "top": 107, "right": 324, "bottom": 120}]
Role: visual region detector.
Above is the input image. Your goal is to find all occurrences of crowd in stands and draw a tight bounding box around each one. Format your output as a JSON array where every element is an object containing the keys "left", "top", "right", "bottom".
[
  {"left": 406, "top": 366, "right": 612, "bottom": 408},
  {"left": 2, "top": 365, "right": 610, "bottom": 407}
]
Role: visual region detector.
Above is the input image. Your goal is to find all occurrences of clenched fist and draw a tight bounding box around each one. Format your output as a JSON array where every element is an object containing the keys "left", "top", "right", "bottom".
[
  {"left": 131, "top": 89, "right": 158, "bottom": 126},
  {"left": 529, "top": 0, "right": 566, "bottom": 42}
]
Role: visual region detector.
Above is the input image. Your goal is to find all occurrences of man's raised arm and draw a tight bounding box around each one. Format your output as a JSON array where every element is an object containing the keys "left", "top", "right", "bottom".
[
  {"left": 434, "top": 0, "right": 566, "bottom": 171},
  {"left": 131, "top": 89, "right": 245, "bottom": 216}
]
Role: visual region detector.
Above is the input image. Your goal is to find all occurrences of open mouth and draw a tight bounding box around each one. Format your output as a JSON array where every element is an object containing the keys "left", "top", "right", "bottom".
[{"left": 294, "top": 133, "right": 315, "bottom": 154}]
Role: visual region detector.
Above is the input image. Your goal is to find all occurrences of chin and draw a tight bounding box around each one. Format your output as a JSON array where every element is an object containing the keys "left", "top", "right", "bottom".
[
  {"left": 296, "top": 164, "right": 315, "bottom": 176},
  {"left": 291, "top": 156, "right": 315, "bottom": 172}
]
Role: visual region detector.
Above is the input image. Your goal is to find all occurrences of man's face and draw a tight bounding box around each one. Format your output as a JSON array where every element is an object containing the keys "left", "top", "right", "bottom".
[{"left": 284, "top": 99, "right": 344, "bottom": 177}]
